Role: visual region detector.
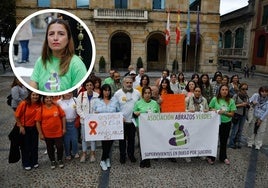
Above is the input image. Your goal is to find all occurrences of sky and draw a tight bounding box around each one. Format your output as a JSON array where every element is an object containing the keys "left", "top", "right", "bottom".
[{"left": 220, "top": 0, "right": 249, "bottom": 15}]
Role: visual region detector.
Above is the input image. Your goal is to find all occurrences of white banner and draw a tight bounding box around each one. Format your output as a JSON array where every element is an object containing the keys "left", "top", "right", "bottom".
[
  {"left": 84, "top": 113, "right": 123, "bottom": 141},
  {"left": 139, "top": 112, "right": 220, "bottom": 159}
]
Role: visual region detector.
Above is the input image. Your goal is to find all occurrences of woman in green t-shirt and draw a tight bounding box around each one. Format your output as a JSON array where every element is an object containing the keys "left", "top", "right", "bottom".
[
  {"left": 207, "top": 84, "right": 236, "bottom": 165},
  {"left": 133, "top": 86, "right": 160, "bottom": 168},
  {"left": 30, "top": 19, "right": 87, "bottom": 93}
]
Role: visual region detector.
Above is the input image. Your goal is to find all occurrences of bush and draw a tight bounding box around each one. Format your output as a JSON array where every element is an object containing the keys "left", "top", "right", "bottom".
[{"left": 99, "top": 56, "right": 106, "bottom": 72}]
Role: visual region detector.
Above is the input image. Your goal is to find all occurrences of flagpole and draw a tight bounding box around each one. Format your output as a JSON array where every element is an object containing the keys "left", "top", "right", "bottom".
[
  {"left": 185, "top": 0, "right": 190, "bottom": 73},
  {"left": 194, "top": 6, "right": 200, "bottom": 73},
  {"left": 185, "top": 43, "right": 188, "bottom": 72},
  {"left": 194, "top": 43, "right": 197, "bottom": 73},
  {"left": 175, "top": 8, "right": 180, "bottom": 73},
  {"left": 194, "top": 41, "right": 198, "bottom": 72},
  {"left": 165, "top": 9, "right": 170, "bottom": 70}
]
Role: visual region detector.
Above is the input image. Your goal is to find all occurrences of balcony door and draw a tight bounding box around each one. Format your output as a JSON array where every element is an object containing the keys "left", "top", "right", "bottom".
[{"left": 115, "top": 0, "right": 128, "bottom": 9}]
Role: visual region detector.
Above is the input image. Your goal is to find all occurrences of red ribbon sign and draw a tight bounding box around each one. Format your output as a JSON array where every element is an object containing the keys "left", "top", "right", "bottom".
[{"left": 89, "top": 121, "right": 98, "bottom": 135}]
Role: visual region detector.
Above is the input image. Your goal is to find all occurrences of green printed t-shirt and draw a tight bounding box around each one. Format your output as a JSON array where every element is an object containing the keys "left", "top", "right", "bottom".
[
  {"left": 31, "top": 55, "right": 87, "bottom": 92},
  {"left": 133, "top": 99, "right": 160, "bottom": 127},
  {"left": 209, "top": 97, "right": 236, "bottom": 123}
]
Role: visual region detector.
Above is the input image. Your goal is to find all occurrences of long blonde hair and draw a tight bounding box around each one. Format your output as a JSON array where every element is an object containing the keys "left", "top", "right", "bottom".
[{"left": 41, "top": 19, "right": 75, "bottom": 76}]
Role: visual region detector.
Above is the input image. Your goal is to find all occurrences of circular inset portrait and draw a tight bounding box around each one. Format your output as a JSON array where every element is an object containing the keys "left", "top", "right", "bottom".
[{"left": 9, "top": 9, "right": 96, "bottom": 96}]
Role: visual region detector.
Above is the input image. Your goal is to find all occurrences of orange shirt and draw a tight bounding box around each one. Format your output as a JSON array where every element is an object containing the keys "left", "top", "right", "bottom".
[
  {"left": 35, "top": 104, "right": 65, "bottom": 138},
  {"left": 15, "top": 101, "right": 40, "bottom": 127},
  {"left": 160, "top": 89, "right": 168, "bottom": 96}
]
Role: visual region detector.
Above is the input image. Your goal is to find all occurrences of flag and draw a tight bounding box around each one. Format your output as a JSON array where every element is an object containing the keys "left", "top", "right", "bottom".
[
  {"left": 196, "top": 7, "right": 200, "bottom": 45},
  {"left": 165, "top": 11, "right": 170, "bottom": 45},
  {"left": 175, "top": 10, "right": 181, "bottom": 45},
  {"left": 186, "top": 5, "right": 190, "bottom": 46}
]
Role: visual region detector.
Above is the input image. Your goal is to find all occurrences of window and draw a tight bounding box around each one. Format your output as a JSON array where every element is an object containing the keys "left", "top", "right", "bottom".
[
  {"left": 38, "top": 0, "right": 50, "bottom": 7},
  {"left": 77, "top": 0, "right": 89, "bottom": 8},
  {"left": 219, "top": 33, "right": 222, "bottom": 48},
  {"left": 115, "top": 0, "right": 128, "bottom": 9},
  {"left": 257, "top": 35, "right": 265, "bottom": 57},
  {"left": 261, "top": 5, "right": 268, "bottom": 25},
  {"left": 224, "top": 30, "right": 232, "bottom": 48},
  {"left": 153, "top": 0, "right": 165, "bottom": 10},
  {"left": 235, "top": 28, "right": 244, "bottom": 48},
  {"left": 190, "top": 0, "right": 201, "bottom": 11}
]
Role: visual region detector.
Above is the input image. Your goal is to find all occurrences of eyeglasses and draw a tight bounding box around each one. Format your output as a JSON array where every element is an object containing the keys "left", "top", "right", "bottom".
[{"left": 241, "top": 88, "right": 248, "bottom": 90}]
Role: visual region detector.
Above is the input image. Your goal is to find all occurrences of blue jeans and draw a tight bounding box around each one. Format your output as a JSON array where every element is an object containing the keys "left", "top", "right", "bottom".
[
  {"left": 64, "top": 121, "right": 78, "bottom": 156},
  {"left": 81, "top": 124, "right": 96, "bottom": 152},
  {"left": 19, "top": 40, "right": 29, "bottom": 61},
  {"left": 229, "top": 115, "right": 246, "bottom": 147}
]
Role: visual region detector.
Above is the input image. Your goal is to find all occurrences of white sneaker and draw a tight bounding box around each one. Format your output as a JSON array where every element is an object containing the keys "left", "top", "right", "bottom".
[
  {"left": 185, "top": 157, "right": 191, "bottom": 163},
  {"left": 14, "top": 56, "right": 18, "bottom": 62},
  {"left": 74, "top": 153, "right": 80, "bottom": 159},
  {"left": 200, "top": 156, "right": 206, "bottom": 161},
  {"left": 106, "top": 158, "right": 111, "bottom": 168},
  {"left": 247, "top": 143, "right": 253, "bottom": 148},
  {"left": 100, "top": 161, "right": 107, "bottom": 171},
  {"left": 24, "top": 166, "right": 31, "bottom": 171},
  {"left": 255, "top": 146, "right": 261, "bottom": 150}
]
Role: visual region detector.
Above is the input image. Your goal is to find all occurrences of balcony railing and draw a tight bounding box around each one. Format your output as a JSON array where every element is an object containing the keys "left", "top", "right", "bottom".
[
  {"left": 218, "top": 48, "right": 247, "bottom": 57},
  {"left": 93, "top": 9, "right": 148, "bottom": 22}
]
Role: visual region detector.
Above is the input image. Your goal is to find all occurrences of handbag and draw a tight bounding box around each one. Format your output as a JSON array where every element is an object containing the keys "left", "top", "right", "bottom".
[{"left": 75, "top": 116, "right": 81, "bottom": 128}]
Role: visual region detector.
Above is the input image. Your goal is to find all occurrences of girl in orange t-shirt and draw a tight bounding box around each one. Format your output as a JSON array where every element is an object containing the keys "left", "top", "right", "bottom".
[
  {"left": 15, "top": 91, "right": 41, "bottom": 170},
  {"left": 36, "top": 96, "right": 66, "bottom": 169}
]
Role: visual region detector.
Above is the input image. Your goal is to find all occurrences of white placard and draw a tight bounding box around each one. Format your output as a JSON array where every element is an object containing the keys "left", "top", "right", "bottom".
[{"left": 84, "top": 113, "right": 123, "bottom": 141}]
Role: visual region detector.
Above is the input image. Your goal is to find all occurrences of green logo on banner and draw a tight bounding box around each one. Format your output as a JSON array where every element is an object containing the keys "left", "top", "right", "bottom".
[{"left": 169, "top": 122, "right": 189, "bottom": 146}]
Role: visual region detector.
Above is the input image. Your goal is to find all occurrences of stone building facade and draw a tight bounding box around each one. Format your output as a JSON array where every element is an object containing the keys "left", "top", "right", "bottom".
[
  {"left": 15, "top": 0, "right": 220, "bottom": 73},
  {"left": 219, "top": 0, "right": 268, "bottom": 74}
]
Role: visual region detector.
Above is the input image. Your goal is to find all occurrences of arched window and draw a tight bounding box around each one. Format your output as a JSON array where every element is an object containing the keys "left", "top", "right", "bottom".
[
  {"left": 257, "top": 35, "right": 265, "bottom": 57},
  {"left": 261, "top": 5, "right": 268, "bottom": 25},
  {"left": 224, "top": 30, "right": 232, "bottom": 48},
  {"left": 235, "top": 28, "right": 244, "bottom": 48}
]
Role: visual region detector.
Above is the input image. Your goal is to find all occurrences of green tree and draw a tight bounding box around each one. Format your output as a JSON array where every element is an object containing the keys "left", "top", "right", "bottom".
[{"left": 0, "top": 0, "right": 16, "bottom": 45}]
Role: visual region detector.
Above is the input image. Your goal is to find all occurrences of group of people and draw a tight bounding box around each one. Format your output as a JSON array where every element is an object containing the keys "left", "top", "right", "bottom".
[{"left": 10, "top": 67, "right": 268, "bottom": 171}]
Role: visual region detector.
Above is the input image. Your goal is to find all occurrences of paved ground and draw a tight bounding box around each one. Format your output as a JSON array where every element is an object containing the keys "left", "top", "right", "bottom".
[{"left": 0, "top": 28, "right": 268, "bottom": 187}]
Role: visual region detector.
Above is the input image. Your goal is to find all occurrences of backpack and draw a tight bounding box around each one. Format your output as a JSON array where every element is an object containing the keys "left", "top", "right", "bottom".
[{"left": 7, "top": 94, "right": 12, "bottom": 106}]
